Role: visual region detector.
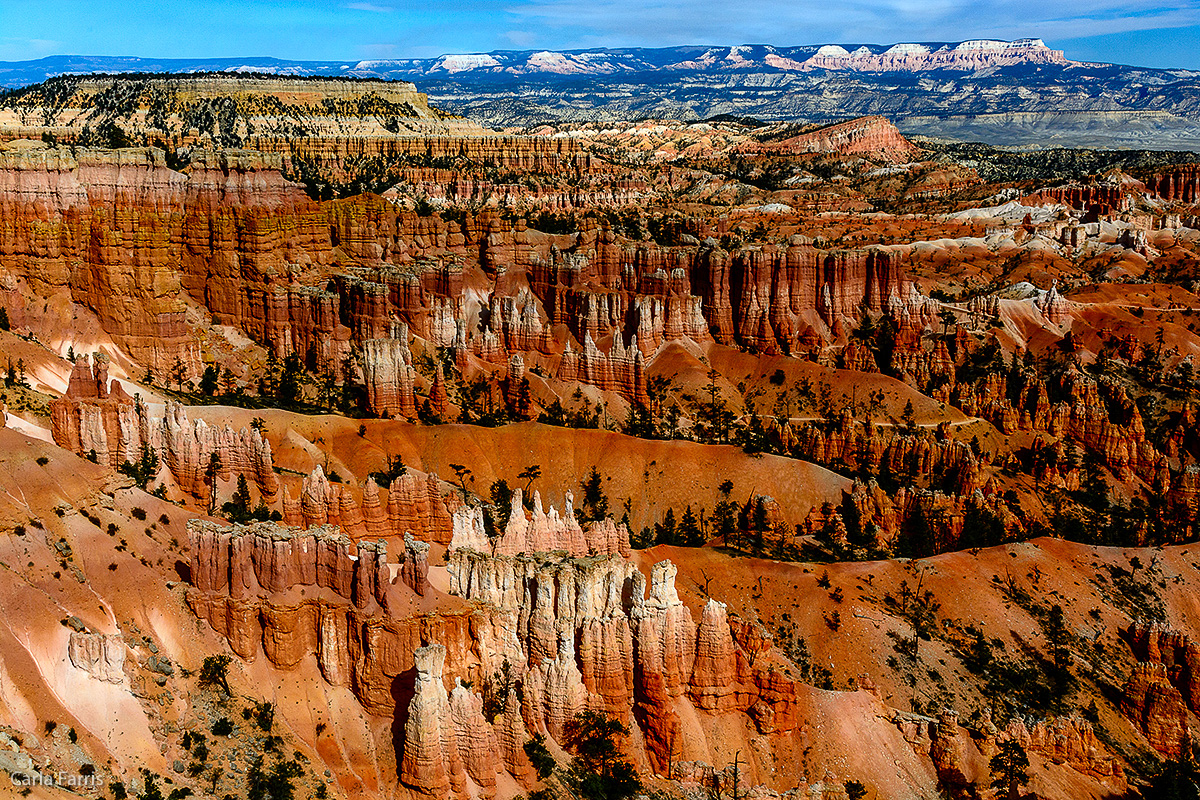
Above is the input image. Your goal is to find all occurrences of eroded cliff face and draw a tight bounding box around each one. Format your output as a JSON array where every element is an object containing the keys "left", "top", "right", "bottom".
[
  {"left": 1118, "top": 622, "right": 1200, "bottom": 757},
  {"left": 0, "top": 141, "right": 928, "bottom": 408},
  {"left": 0, "top": 144, "right": 335, "bottom": 374},
  {"left": 0, "top": 146, "right": 194, "bottom": 372},
  {"left": 281, "top": 464, "right": 455, "bottom": 545},
  {"left": 734, "top": 116, "right": 920, "bottom": 163},
  {"left": 50, "top": 354, "right": 278, "bottom": 499},
  {"left": 184, "top": 488, "right": 894, "bottom": 796}
]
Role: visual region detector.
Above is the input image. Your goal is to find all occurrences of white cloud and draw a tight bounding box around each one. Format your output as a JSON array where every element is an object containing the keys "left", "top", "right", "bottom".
[{"left": 345, "top": 2, "right": 393, "bottom": 12}]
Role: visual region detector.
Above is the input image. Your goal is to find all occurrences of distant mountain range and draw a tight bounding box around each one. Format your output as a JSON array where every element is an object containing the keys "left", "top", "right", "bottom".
[
  {"left": 0, "top": 39, "right": 1085, "bottom": 85},
  {"left": 4, "top": 40, "right": 1200, "bottom": 149}
]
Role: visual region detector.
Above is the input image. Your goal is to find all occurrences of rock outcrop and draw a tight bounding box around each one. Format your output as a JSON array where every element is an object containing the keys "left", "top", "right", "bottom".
[
  {"left": 282, "top": 466, "right": 455, "bottom": 544},
  {"left": 929, "top": 710, "right": 970, "bottom": 794},
  {"left": 557, "top": 332, "right": 649, "bottom": 406},
  {"left": 362, "top": 332, "right": 418, "bottom": 419},
  {"left": 1120, "top": 663, "right": 1191, "bottom": 758},
  {"left": 1124, "top": 623, "right": 1200, "bottom": 718},
  {"left": 51, "top": 356, "right": 278, "bottom": 499},
  {"left": 1008, "top": 717, "right": 1123, "bottom": 780},
  {"left": 401, "top": 644, "right": 468, "bottom": 797},
  {"left": 187, "top": 520, "right": 391, "bottom": 611},
  {"left": 448, "top": 678, "right": 499, "bottom": 795},
  {"left": 68, "top": 631, "right": 126, "bottom": 683},
  {"left": 735, "top": 116, "right": 920, "bottom": 163}
]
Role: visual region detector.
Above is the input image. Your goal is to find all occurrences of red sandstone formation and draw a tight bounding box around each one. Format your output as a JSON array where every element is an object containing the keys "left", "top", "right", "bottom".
[
  {"left": 929, "top": 709, "right": 971, "bottom": 793},
  {"left": 448, "top": 678, "right": 500, "bottom": 795},
  {"left": 734, "top": 116, "right": 920, "bottom": 163},
  {"left": 401, "top": 533, "right": 431, "bottom": 596},
  {"left": 1148, "top": 164, "right": 1200, "bottom": 204},
  {"left": 557, "top": 332, "right": 649, "bottom": 406},
  {"left": 951, "top": 362, "right": 1165, "bottom": 487},
  {"left": 0, "top": 138, "right": 945, "bottom": 417},
  {"left": 1120, "top": 663, "right": 1191, "bottom": 758},
  {"left": 689, "top": 599, "right": 750, "bottom": 711},
  {"left": 401, "top": 644, "right": 468, "bottom": 797},
  {"left": 282, "top": 466, "right": 455, "bottom": 544},
  {"left": 1034, "top": 281, "right": 1072, "bottom": 326},
  {"left": 188, "top": 502, "right": 809, "bottom": 790},
  {"left": 451, "top": 490, "right": 631, "bottom": 558},
  {"left": 1007, "top": 717, "right": 1123, "bottom": 780},
  {"left": 429, "top": 363, "right": 451, "bottom": 418},
  {"left": 1125, "top": 623, "right": 1200, "bottom": 714},
  {"left": 51, "top": 355, "right": 278, "bottom": 499},
  {"left": 498, "top": 687, "right": 538, "bottom": 786},
  {"left": 362, "top": 332, "right": 418, "bottom": 419},
  {"left": 187, "top": 520, "right": 392, "bottom": 611},
  {"left": 1021, "top": 183, "right": 1129, "bottom": 213}
]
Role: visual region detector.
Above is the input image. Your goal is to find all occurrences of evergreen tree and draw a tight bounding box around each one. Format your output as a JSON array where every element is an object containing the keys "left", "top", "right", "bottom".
[
  {"left": 1045, "top": 604, "right": 1074, "bottom": 709},
  {"left": 118, "top": 442, "right": 160, "bottom": 490},
  {"left": 961, "top": 504, "right": 1007, "bottom": 550},
  {"left": 989, "top": 739, "right": 1030, "bottom": 800},
  {"left": 751, "top": 498, "right": 768, "bottom": 555},
  {"left": 489, "top": 479, "right": 513, "bottom": 533},
  {"left": 654, "top": 508, "right": 678, "bottom": 546},
  {"left": 171, "top": 356, "right": 186, "bottom": 392},
  {"left": 562, "top": 712, "right": 642, "bottom": 800},
  {"left": 578, "top": 467, "right": 609, "bottom": 524},
  {"left": 221, "top": 475, "right": 254, "bottom": 523},
  {"left": 199, "top": 365, "right": 219, "bottom": 397},
  {"left": 277, "top": 354, "right": 304, "bottom": 407},
  {"left": 679, "top": 506, "right": 704, "bottom": 547},
  {"left": 205, "top": 452, "right": 222, "bottom": 514},
  {"left": 1148, "top": 759, "right": 1200, "bottom": 800},
  {"left": 219, "top": 366, "right": 238, "bottom": 396}
]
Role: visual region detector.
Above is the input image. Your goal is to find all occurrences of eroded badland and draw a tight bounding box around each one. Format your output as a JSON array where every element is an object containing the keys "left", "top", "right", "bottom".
[{"left": 1, "top": 69, "right": 1200, "bottom": 800}]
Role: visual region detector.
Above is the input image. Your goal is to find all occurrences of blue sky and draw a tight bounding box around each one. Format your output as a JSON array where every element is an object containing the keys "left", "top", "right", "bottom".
[{"left": 2, "top": 0, "right": 1199, "bottom": 68}]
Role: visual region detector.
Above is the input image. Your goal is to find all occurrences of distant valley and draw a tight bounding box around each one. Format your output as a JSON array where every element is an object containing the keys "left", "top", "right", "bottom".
[{"left": 4, "top": 39, "right": 1200, "bottom": 148}]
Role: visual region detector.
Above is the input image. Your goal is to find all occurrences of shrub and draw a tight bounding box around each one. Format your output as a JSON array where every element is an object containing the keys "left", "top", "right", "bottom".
[
  {"left": 132, "top": 507, "right": 146, "bottom": 521},
  {"left": 252, "top": 701, "right": 274, "bottom": 731},
  {"left": 199, "top": 655, "right": 232, "bottom": 696}
]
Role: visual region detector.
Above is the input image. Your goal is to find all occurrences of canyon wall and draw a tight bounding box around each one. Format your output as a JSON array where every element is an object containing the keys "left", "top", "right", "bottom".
[
  {"left": 185, "top": 492, "right": 868, "bottom": 795},
  {"left": 281, "top": 464, "right": 456, "bottom": 545},
  {"left": 0, "top": 143, "right": 924, "bottom": 408},
  {"left": 50, "top": 354, "right": 278, "bottom": 499}
]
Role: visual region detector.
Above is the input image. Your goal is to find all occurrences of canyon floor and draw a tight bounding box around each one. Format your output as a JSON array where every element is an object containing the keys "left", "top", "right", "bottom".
[{"left": 0, "top": 73, "right": 1199, "bottom": 800}]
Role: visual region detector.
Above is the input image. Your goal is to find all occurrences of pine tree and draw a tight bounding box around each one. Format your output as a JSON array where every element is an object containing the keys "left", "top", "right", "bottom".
[
  {"left": 199, "top": 365, "right": 219, "bottom": 397},
  {"left": 578, "top": 467, "right": 609, "bottom": 524},
  {"left": 679, "top": 506, "right": 703, "bottom": 547},
  {"left": 989, "top": 740, "right": 1029, "bottom": 800},
  {"left": 655, "top": 508, "right": 678, "bottom": 546},
  {"left": 221, "top": 475, "right": 253, "bottom": 523}
]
